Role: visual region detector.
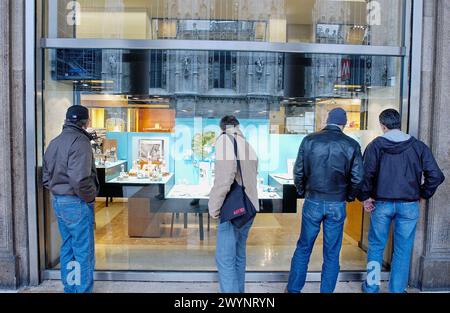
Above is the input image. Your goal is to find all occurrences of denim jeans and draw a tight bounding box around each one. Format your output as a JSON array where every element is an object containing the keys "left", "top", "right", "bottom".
[
  {"left": 287, "top": 198, "right": 346, "bottom": 293},
  {"left": 52, "top": 195, "right": 95, "bottom": 293},
  {"left": 215, "top": 218, "right": 254, "bottom": 293},
  {"left": 362, "top": 201, "right": 419, "bottom": 293}
]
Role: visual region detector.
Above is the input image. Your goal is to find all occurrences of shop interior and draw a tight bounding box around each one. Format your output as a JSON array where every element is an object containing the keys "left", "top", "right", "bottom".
[
  {"left": 42, "top": 45, "right": 400, "bottom": 272},
  {"left": 83, "top": 97, "right": 368, "bottom": 271}
]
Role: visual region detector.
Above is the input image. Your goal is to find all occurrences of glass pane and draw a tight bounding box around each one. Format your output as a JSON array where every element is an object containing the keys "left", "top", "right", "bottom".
[
  {"left": 43, "top": 0, "right": 405, "bottom": 46},
  {"left": 42, "top": 48, "right": 401, "bottom": 271}
]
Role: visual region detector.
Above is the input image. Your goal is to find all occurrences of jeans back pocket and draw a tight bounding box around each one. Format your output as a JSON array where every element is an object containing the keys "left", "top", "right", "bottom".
[
  {"left": 303, "top": 199, "right": 323, "bottom": 222},
  {"left": 398, "top": 201, "right": 420, "bottom": 220},
  {"left": 53, "top": 199, "right": 84, "bottom": 224},
  {"left": 327, "top": 202, "right": 347, "bottom": 223}
]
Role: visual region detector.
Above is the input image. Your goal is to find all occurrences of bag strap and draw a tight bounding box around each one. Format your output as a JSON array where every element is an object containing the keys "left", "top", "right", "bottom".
[{"left": 222, "top": 132, "right": 245, "bottom": 190}]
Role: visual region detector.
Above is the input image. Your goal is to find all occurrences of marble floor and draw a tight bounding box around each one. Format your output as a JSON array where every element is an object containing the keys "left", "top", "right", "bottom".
[{"left": 81, "top": 199, "right": 369, "bottom": 271}]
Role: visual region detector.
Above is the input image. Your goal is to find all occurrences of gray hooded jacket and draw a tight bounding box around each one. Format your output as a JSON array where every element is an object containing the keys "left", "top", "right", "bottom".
[{"left": 43, "top": 122, "right": 99, "bottom": 203}]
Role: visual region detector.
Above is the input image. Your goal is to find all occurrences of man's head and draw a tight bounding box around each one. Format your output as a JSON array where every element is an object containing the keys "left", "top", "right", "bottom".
[
  {"left": 66, "top": 105, "right": 90, "bottom": 129},
  {"left": 379, "top": 109, "right": 401, "bottom": 133},
  {"left": 220, "top": 115, "right": 240, "bottom": 132},
  {"left": 327, "top": 108, "right": 347, "bottom": 130}
]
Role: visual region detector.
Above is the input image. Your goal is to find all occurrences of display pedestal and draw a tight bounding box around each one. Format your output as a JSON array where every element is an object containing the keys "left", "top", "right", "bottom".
[{"left": 128, "top": 196, "right": 161, "bottom": 238}]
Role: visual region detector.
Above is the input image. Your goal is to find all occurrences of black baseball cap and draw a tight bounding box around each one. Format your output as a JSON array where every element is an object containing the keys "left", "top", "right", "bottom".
[{"left": 66, "top": 105, "right": 89, "bottom": 121}]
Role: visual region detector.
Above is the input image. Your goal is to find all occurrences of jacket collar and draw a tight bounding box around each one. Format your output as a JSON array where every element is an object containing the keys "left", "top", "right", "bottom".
[
  {"left": 324, "top": 124, "right": 343, "bottom": 132},
  {"left": 63, "top": 121, "right": 94, "bottom": 141}
]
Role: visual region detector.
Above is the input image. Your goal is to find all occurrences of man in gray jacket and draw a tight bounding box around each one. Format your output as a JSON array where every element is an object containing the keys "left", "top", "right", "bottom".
[
  {"left": 43, "top": 105, "right": 99, "bottom": 293},
  {"left": 209, "top": 116, "right": 259, "bottom": 293}
]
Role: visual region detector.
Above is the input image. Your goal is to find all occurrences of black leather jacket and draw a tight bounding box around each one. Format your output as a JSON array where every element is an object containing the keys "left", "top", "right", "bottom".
[
  {"left": 294, "top": 125, "right": 364, "bottom": 202},
  {"left": 43, "top": 122, "right": 99, "bottom": 203}
]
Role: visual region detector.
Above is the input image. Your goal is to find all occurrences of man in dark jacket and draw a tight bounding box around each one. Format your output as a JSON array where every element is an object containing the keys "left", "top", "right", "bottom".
[
  {"left": 359, "top": 109, "right": 444, "bottom": 293},
  {"left": 286, "top": 108, "right": 364, "bottom": 293},
  {"left": 43, "top": 105, "right": 99, "bottom": 293}
]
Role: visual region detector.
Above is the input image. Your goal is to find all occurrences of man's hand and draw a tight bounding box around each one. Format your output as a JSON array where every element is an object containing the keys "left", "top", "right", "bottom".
[{"left": 363, "top": 198, "right": 375, "bottom": 212}]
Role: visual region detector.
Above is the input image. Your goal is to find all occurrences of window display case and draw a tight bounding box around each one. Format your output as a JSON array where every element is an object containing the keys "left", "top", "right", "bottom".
[
  {"left": 81, "top": 91, "right": 309, "bottom": 238},
  {"left": 43, "top": 44, "right": 402, "bottom": 272}
]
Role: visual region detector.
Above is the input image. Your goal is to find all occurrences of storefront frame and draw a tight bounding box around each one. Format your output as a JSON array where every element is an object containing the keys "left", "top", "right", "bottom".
[{"left": 25, "top": 0, "right": 424, "bottom": 285}]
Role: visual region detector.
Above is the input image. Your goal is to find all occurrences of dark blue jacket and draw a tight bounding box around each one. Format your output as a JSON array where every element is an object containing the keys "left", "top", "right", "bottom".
[
  {"left": 294, "top": 125, "right": 364, "bottom": 202},
  {"left": 359, "top": 136, "right": 445, "bottom": 202}
]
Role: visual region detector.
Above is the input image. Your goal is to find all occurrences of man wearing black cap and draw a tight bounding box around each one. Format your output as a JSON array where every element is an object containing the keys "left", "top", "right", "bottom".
[
  {"left": 43, "top": 105, "right": 99, "bottom": 293},
  {"left": 286, "top": 108, "right": 364, "bottom": 293}
]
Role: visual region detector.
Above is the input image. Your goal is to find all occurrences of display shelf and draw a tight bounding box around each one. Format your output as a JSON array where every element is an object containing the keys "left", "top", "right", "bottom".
[
  {"left": 165, "top": 184, "right": 282, "bottom": 200},
  {"left": 107, "top": 173, "right": 174, "bottom": 185},
  {"left": 96, "top": 160, "right": 127, "bottom": 169},
  {"left": 268, "top": 174, "right": 298, "bottom": 213},
  {"left": 269, "top": 173, "right": 294, "bottom": 185}
]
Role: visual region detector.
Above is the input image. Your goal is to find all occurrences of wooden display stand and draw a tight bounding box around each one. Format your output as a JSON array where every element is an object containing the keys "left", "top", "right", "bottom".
[{"left": 128, "top": 196, "right": 161, "bottom": 238}]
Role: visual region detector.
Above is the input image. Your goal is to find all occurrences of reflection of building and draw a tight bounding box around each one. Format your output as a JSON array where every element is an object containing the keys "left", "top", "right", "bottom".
[
  {"left": 56, "top": 48, "right": 397, "bottom": 127},
  {"left": 55, "top": 48, "right": 285, "bottom": 119}
]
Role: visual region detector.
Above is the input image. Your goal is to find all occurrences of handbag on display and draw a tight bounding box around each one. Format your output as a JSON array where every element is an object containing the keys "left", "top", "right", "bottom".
[{"left": 219, "top": 133, "right": 257, "bottom": 229}]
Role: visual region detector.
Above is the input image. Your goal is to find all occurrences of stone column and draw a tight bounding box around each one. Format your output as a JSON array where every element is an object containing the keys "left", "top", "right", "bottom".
[
  {"left": 410, "top": 0, "right": 450, "bottom": 291},
  {"left": 0, "top": 0, "right": 28, "bottom": 289},
  {"left": 0, "top": 0, "right": 17, "bottom": 288}
]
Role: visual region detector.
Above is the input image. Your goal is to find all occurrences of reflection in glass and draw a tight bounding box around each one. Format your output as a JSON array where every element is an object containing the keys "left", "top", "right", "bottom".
[
  {"left": 42, "top": 48, "right": 401, "bottom": 271},
  {"left": 44, "top": 0, "right": 405, "bottom": 46}
]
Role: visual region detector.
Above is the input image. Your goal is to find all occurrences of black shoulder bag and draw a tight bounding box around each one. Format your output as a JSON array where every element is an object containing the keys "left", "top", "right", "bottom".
[{"left": 219, "top": 133, "right": 257, "bottom": 229}]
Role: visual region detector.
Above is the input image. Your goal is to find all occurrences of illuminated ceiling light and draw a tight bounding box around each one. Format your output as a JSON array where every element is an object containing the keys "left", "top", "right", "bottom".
[{"left": 147, "top": 104, "right": 170, "bottom": 108}]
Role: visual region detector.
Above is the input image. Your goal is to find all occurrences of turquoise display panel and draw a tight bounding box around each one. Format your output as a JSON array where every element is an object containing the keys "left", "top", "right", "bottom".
[{"left": 106, "top": 118, "right": 306, "bottom": 185}]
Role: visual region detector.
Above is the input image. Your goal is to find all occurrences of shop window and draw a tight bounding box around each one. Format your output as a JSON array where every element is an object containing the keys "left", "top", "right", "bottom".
[{"left": 42, "top": 48, "right": 401, "bottom": 272}]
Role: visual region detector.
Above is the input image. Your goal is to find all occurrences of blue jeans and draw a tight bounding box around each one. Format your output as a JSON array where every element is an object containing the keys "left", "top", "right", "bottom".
[
  {"left": 52, "top": 195, "right": 95, "bottom": 293},
  {"left": 287, "top": 199, "right": 346, "bottom": 293},
  {"left": 363, "top": 201, "right": 419, "bottom": 293},
  {"left": 216, "top": 218, "right": 254, "bottom": 293}
]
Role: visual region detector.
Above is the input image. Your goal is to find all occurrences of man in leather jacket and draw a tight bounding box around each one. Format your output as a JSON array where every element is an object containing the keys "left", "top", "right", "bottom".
[
  {"left": 43, "top": 105, "right": 99, "bottom": 293},
  {"left": 359, "top": 109, "right": 444, "bottom": 293},
  {"left": 286, "top": 108, "right": 364, "bottom": 293}
]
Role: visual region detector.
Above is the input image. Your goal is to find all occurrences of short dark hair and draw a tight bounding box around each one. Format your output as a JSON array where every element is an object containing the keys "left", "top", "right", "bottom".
[
  {"left": 379, "top": 109, "right": 401, "bottom": 130},
  {"left": 220, "top": 115, "right": 240, "bottom": 131}
]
